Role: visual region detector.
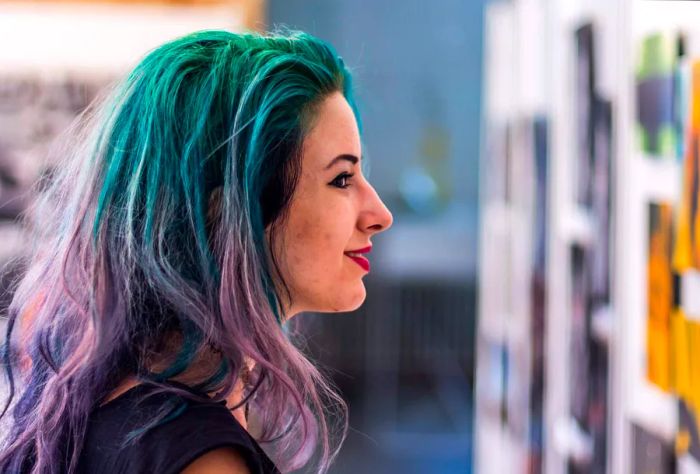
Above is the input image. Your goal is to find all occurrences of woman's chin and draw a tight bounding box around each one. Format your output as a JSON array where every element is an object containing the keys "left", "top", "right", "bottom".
[
  {"left": 339, "top": 285, "right": 367, "bottom": 312},
  {"left": 320, "top": 286, "right": 366, "bottom": 313}
]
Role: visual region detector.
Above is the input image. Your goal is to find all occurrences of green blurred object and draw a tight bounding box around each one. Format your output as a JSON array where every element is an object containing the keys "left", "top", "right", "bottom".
[
  {"left": 636, "top": 32, "right": 676, "bottom": 78},
  {"left": 400, "top": 119, "right": 452, "bottom": 215},
  {"left": 636, "top": 32, "right": 678, "bottom": 158}
]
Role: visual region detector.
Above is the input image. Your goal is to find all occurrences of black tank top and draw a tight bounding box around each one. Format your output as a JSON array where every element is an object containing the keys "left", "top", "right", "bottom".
[{"left": 76, "top": 383, "right": 280, "bottom": 474}]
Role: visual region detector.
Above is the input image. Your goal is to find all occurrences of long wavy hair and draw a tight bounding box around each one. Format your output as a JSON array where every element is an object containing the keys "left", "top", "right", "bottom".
[{"left": 0, "top": 28, "right": 361, "bottom": 473}]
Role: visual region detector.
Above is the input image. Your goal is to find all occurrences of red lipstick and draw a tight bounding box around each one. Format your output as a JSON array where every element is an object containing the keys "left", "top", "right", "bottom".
[{"left": 344, "top": 245, "right": 372, "bottom": 272}]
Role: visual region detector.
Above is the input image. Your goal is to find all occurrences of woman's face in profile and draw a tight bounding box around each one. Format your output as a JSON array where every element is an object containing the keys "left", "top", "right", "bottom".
[{"left": 267, "top": 91, "right": 393, "bottom": 317}]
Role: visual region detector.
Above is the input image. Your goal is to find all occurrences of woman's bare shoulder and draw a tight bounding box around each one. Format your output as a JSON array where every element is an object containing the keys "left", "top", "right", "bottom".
[{"left": 180, "top": 447, "right": 251, "bottom": 474}]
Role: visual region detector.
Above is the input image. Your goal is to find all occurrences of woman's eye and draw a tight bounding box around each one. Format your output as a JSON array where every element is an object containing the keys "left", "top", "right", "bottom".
[{"left": 330, "top": 172, "right": 354, "bottom": 189}]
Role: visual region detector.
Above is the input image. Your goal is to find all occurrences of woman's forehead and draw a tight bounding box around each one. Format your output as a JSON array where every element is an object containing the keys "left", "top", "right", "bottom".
[{"left": 302, "top": 93, "right": 361, "bottom": 167}]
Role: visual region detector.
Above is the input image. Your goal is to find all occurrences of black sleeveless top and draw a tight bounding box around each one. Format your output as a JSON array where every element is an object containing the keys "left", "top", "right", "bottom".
[{"left": 76, "top": 383, "right": 280, "bottom": 474}]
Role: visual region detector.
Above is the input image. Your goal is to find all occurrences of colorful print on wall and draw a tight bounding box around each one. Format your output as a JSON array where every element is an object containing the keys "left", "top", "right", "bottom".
[{"left": 647, "top": 202, "right": 674, "bottom": 392}]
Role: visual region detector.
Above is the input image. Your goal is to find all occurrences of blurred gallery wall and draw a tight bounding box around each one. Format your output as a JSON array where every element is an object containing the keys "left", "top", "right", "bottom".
[{"left": 475, "top": 1, "right": 700, "bottom": 474}]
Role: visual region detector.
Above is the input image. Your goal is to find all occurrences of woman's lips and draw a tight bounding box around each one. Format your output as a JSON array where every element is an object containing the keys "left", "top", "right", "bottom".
[{"left": 345, "top": 253, "right": 370, "bottom": 272}]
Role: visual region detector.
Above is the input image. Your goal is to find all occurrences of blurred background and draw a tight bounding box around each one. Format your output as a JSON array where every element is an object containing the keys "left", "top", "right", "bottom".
[{"left": 3, "top": 0, "right": 700, "bottom": 473}]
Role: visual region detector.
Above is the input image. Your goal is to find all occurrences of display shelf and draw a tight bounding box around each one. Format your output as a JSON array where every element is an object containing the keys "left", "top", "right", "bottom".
[
  {"left": 478, "top": 1, "right": 697, "bottom": 474},
  {"left": 476, "top": 1, "right": 547, "bottom": 473},
  {"left": 544, "top": 1, "right": 621, "bottom": 473},
  {"left": 545, "top": 0, "right": 696, "bottom": 472},
  {"left": 613, "top": 3, "right": 698, "bottom": 473}
]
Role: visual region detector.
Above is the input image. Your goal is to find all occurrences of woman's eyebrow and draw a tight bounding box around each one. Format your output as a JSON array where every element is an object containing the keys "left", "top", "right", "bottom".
[{"left": 324, "top": 154, "right": 360, "bottom": 169}]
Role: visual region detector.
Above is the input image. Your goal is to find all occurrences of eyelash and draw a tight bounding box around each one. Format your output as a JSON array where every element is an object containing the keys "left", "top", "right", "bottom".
[{"left": 330, "top": 172, "right": 354, "bottom": 189}]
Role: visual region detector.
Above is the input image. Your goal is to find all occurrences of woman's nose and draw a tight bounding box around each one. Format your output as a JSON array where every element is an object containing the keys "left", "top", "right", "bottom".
[{"left": 361, "top": 184, "right": 393, "bottom": 234}]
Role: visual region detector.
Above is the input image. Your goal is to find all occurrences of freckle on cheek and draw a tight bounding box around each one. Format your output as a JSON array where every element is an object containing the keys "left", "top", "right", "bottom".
[
  {"left": 291, "top": 253, "right": 304, "bottom": 266},
  {"left": 294, "top": 224, "right": 312, "bottom": 242}
]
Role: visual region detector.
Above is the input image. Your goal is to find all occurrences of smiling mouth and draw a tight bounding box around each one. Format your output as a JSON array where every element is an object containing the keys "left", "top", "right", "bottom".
[{"left": 345, "top": 253, "right": 370, "bottom": 272}]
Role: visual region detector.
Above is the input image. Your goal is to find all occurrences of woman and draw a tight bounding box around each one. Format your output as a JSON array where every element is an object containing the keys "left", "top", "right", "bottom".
[{"left": 0, "top": 29, "right": 392, "bottom": 474}]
